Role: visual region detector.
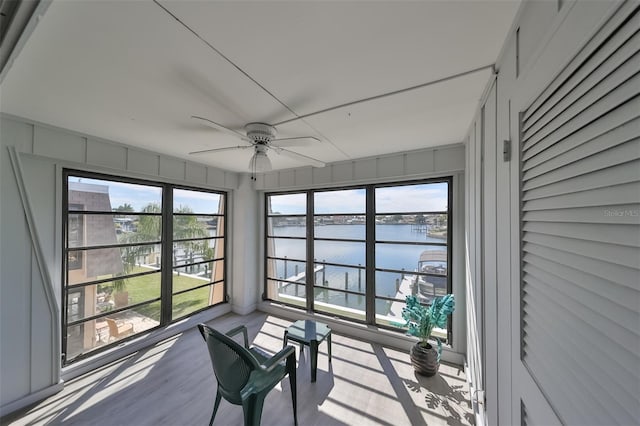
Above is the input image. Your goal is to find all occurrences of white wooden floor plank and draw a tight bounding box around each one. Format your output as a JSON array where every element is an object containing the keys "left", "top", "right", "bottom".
[{"left": 4, "top": 312, "right": 473, "bottom": 426}]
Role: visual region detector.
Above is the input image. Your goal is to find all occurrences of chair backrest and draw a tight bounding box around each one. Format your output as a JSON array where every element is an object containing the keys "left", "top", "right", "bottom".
[
  {"left": 198, "top": 325, "right": 260, "bottom": 399},
  {"left": 105, "top": 318, "right": 119, "bottom": 337}
]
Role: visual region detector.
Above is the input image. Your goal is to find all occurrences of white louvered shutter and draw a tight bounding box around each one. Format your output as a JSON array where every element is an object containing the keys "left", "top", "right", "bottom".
[{"left": 519, "top": 4, "right": 640, "bottom": 426}]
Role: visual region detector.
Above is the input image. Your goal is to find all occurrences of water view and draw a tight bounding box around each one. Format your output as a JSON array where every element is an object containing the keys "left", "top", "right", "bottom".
[{"left": 269, "top": 223, "right": 448, "bottom": 316}]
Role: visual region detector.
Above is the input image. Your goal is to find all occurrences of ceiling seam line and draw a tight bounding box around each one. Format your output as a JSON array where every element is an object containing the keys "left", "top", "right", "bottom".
[
  {"left": 273, "top": 63, "right": 496, "bottom": 126},
  {"left": 152, "top": 0, "right": 299, "bottom": 120}
]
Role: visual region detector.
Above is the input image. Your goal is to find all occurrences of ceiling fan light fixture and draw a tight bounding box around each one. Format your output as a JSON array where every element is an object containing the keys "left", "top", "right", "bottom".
[{"left": 249, "top": 150, "right": 272, "bottom": 173}]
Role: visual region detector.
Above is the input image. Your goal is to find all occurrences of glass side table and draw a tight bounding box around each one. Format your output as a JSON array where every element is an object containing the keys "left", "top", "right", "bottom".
[{"left": 283, "top": 320, "right": 332, "bottom": 382}]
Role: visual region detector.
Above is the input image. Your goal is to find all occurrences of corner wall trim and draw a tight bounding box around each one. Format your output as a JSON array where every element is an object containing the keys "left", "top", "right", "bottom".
[{"left": 7, "top": 146, "right": 61, "bottom": 385}]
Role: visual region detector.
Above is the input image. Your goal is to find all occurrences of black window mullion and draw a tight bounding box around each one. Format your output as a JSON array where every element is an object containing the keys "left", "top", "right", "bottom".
[
  {"left": 172, "top": 235, "right": 222, "bottom": 244},
  {"left": 61, "top": 172, "right": 70, "bottom": 363},
  {"left": 447, "top": 176, "right": 454, "bottom": 344},
  {"left": 69, "top": 210, "right": 162, "bottom": 216},
  {"left": 306, "top": 191, "right": 314, "bottom": 312},
  {"left": 365, "top": 185, "right": 375, "bottom": 324},
  {"left": 160, "top": 186, "right": 172, "bottom": 324},
  {"left": 68, "top": 240, "right": 162, "bottom": 252}
]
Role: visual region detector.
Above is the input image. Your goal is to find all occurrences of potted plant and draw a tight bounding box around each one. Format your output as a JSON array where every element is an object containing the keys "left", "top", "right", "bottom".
[{"left": 401, "top": 293, "right": 455, "bottom": 376}]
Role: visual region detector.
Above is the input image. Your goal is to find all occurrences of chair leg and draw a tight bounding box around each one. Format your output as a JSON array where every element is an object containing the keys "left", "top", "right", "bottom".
[
  {"left": 210, "top": 390, "right": 222, "bottom": 426},
  {"left": 242, "top": 394, "right": 266, "bottom": 426},
  {"left": 287, "top": 354, "right": 298, "bottom": 426}
]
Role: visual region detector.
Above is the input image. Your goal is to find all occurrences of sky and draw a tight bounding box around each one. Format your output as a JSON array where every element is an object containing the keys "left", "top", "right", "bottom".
[
  {"left": 68, "top": 176, "right": 222, "bottom": 213},
  {"left": 270, "top": 182, "right": 449, "bottom": 214},
  {"left": 68, "top": 176, "right": 447, "bottom": 215}
]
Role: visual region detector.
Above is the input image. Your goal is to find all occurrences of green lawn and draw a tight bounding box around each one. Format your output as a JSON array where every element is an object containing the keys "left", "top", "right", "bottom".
[{"left": 113, "top": 267, "right": 212, "bottom": 320}]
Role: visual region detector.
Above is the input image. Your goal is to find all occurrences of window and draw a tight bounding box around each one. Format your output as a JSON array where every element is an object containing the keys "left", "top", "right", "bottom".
[
  {"left": 265, "top": 178, "right": 452, "bottom": 339},
  {"left": 62, "top": 171, "right": 226, "bottom": 364},
  {"left": 172, "top": 188, "right": 225, "bottom": 320},
  {"left": 265, "top": 192, "right": 307, "bottom": 308}
]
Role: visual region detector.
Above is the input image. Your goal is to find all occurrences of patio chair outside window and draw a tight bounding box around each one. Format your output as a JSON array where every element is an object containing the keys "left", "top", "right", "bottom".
[{"left": 106, "top": 318, "right": 133, "bottom": 341}]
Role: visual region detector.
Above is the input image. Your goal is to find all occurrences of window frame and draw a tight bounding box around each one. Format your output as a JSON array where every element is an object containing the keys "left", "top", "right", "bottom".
[
  {"left": 263, "top": 177, "right": 453, "bottom": 341},
  {"left": 62, "top": 169, "right": 227, "bottom": 365}
]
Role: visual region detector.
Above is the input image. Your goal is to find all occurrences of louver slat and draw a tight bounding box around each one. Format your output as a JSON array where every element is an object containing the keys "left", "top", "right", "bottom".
[
  {"left": 522, "top": 241, "right": 639, "bottom": 310},
  {"left": 522, "top": 117, "right": 639, "bottom": 176},
  {"left": 523, "top": 0, "right": 640, "bottom": 123},
  {"left": 522, "top": 203, "right": 640, "bottom": 225},
  {"left": 522, "top": 24, "right": 640, "bottom": 134},
  {"left": 523, "top": 231, "right": 639, "bottom": 272},
  {"left": 523, "top": 46, "right": 640, "bottom": 143},
  {"left": 523, "top": 152, "right": 640, "bottom": 196},
  {"left": 523, "top": 99, "right": 640, "bottom": 168},
  {"left": 523, "top": 287, "right": 639, "bottom": 424},
  {"left": 522, "top": 72, "right": 640, "bottom": 157},
  {"left": 520, "top": 5, "right": 640, "bottom": 425}
]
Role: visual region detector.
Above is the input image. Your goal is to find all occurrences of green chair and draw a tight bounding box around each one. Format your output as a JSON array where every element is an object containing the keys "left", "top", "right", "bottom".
[{"left": 198, "top": 324, "right": 298, "bottom": 426}]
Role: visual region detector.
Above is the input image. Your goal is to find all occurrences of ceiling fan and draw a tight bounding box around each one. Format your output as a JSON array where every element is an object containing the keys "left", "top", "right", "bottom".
[{"left": 189, "top": 116, "right": 325, "bottom": 173}]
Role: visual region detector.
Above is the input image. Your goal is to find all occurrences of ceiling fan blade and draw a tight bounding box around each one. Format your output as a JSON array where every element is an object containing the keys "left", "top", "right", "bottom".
[
  {"left": 274, "top": 147, "right": 325, "bottom": 168},
  {"left": 191, "top": 116, "right": 250, "bottom": 141},
  {"left": 189, "top": 145, "right": 253, "bottom": 155},
  {"left": 270, "top": 136, "right": 321, "bottom": 148}
]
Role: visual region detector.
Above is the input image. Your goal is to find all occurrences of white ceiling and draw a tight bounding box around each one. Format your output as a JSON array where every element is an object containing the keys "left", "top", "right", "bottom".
[{"left": 0, "top": 0, "right": 520, "bottom": 173}]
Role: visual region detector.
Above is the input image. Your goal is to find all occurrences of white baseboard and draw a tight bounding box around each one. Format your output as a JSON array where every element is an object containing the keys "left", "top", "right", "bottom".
[{"left": 0, "top": 381, "right": 64, "bottom": 418}]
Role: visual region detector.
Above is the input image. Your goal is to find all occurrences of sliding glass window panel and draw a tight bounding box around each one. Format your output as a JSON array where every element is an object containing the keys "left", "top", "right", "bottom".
[
  {"left": 314, "top": 188, "right": 365, "bottom": 214},
  {"left": 314, "top": 240, "right": 365, "bottom": 267},
  {"left": 68, "top": 177, "right": 162, "bottom": 213},
  {"left": 65, "top": 304, "right": 161, "bottom": 363},
  {"left": 268, "top": 193, "right": 306, "bottom": 215},
  {"left": 67, "top": 273, "right": 162, "bottom": 321},
  {"left": 267, "top": 279, "right": 306, "bottom": 307},
  {"left": 171, "top": 187, "right": 226, "bottom": 322},
  {"left": 173, "top": 215, "right": 220, "bottom": 240},
  {"left": 173, "top": 188, "right": 223, "bottom": 214},
  {"left": 172, "top": 260, "right": 224, "bottom": 290},
  {"left": 314, "top": 215, "right": 366, "bottom": 240},
  {"left": 267, "top": 237, "right": 306, "bottom": 261},
  {"left": 375, "top": 214, "right": 447, "bottom": 243},
  {"left": 313, "top": 288, "right": 366, "bottom": 321},
  {"left": 172, "top": 239, "right": 217, "bottom": 267},
  {"left": 172, "top": 240, "right": 220, "bottom": 266},
  {"left": 374, "top": 270, "right": 412, "bottom": 300},
  {"left": 312, "top": 263, "right": 365, "bottom": 294},
  {"left": 66, "top": 214, "right": 161, "bottom": 247},
  {"left": 375, "top": 182, "right": 448, "bottom": 213},
  {"left": 172, "top": 283, "right": 221, "bottom": 320},
  {"left": 374, "top": 244, "right": 447, "bottom": 273},
  {"left": 268, "top": 217, "right": 306, "bottom": 237},
  {"left": 267, "top": 258, "right": 307, "bottom": 282},
  {"left": 67, "top": 244, "right": 161, "bottom": 286}
]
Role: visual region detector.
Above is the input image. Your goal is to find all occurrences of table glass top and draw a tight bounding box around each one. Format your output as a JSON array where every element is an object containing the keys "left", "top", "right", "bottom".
[{"left": 287, "top": 320, "right": 331, "bottom": 342}]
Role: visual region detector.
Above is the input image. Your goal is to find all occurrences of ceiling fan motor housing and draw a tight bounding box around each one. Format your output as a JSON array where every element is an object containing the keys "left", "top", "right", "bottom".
[{"left": 244, "top": 122, "right": 277, "bottom": 143}]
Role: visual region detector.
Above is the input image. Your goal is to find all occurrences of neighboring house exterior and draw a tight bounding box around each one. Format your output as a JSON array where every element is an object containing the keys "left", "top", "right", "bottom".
[{"left": 66, "top": 182, "right": 123, "bottom": 357}]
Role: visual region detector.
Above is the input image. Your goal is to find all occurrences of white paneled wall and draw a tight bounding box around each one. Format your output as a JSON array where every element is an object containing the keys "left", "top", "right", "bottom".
[
  {"left": 255, "top": 144, "right": 464, "bottom": 190},
  {"left": 0, "top": 114, "right": 238, "bottom": 414},
  {"left": 465, "top": 1, "right": 633, "bottom": 425}
]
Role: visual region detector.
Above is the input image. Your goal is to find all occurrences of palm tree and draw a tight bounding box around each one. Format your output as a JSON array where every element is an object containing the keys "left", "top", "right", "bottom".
[
  {"left": 113, "top": 202, "right": 161, "bottom": 292},
  {"left": 173, "top": 205, "right": 208, "bottom": 273}
]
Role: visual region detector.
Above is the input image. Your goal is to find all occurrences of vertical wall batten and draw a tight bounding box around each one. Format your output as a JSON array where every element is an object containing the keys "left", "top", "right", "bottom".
[
  {"left": 520, "top": 5, "right": 640, "bottom": 425},
  {"left": 6, "top": 146, "right": 61, "bottom": 385}
]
